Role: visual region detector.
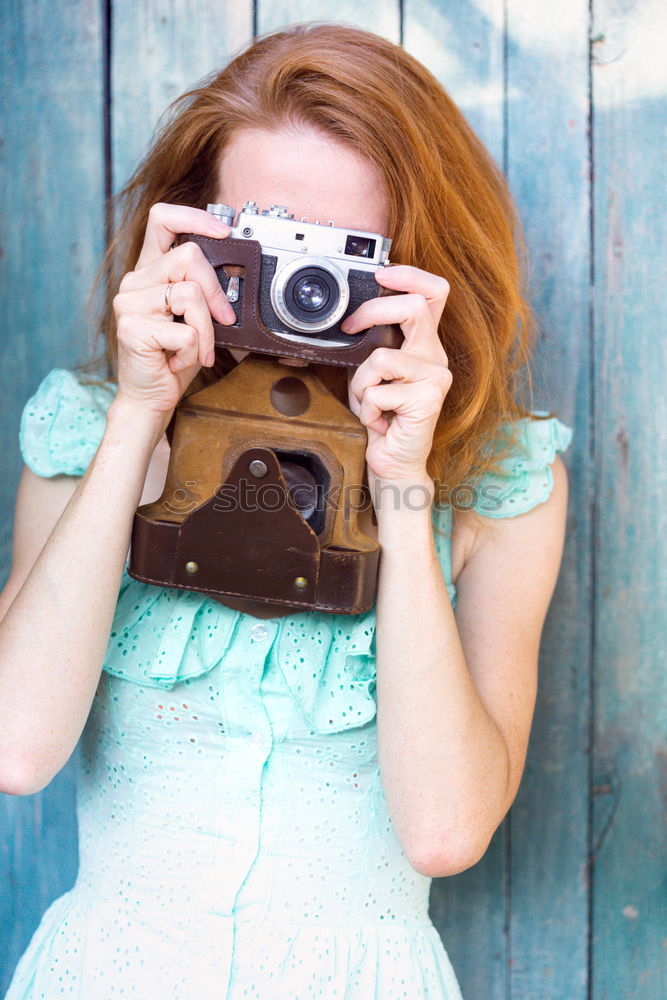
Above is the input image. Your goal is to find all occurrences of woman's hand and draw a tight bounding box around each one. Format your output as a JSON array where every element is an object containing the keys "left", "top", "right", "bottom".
[
  {"left": 343, "top": 264, "right": 453, "bottom": 492},
  {"left": 111, "top": 203, "right": 236, "bottom": 422}
]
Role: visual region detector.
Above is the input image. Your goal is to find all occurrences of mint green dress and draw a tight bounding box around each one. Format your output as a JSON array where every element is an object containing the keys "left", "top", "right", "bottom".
[{"left": 6, "top": 368, "right": 573, "bottom": 1000}]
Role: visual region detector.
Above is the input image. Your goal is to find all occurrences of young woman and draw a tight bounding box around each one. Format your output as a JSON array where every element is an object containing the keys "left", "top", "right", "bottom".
[{"left": 1, "top": 23, "right": 572, "bottom": 999}]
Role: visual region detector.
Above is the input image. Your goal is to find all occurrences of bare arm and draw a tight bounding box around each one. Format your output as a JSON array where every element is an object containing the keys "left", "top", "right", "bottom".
[
  {"left": 0, "top": 202, "right": 235, "bottom": 796},
  {"left": 374, "top": 455, "right": 569, "bottom": 877},
  {"left": 0, "top": 404, "right": 164, "bottom": 795}
]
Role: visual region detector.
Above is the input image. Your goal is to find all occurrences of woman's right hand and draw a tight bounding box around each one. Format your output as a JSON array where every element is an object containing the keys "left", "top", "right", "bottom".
[{"left": 111, "top": 202, "right": 236, "bottom": 426}]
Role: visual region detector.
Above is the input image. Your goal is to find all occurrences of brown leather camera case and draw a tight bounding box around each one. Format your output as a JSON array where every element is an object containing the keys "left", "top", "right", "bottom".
[{"left": 128, "top": 355, "right": 380, "bottom": 614}]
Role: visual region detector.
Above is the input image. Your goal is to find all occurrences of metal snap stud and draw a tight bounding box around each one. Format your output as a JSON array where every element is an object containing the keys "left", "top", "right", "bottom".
[{"left": 249, "top": 459, "right": 268, "bottom": 478}]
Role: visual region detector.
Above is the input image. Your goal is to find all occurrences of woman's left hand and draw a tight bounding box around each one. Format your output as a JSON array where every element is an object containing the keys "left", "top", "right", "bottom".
[{"left": 343, "top": 264, "right": 453, "bottom": 488}]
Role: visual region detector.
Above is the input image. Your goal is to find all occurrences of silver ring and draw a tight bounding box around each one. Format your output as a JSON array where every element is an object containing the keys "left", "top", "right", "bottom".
[{"left": 164, "top": 282, "right": 174, "bottom": 314}]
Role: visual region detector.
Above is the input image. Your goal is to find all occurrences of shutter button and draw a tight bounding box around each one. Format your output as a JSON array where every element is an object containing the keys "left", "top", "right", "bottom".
[{"left": 251, "top": 623, "right": 270, "bottom": 641}]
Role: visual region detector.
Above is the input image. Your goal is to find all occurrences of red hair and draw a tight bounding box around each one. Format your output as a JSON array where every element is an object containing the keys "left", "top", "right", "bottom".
[{"left": 83, "top": 22, "right": 553, "bottom": 521}]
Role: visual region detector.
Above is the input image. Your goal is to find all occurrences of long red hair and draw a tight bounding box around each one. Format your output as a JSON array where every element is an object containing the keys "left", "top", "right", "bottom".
[{"left": 82, "top": 22, "right": 553, "bottom": 520}]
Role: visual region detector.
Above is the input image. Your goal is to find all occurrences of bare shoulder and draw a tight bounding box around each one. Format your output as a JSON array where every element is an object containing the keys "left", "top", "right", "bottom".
[{"left": 452, "top": 453, "right": 569, "bottom": 583}]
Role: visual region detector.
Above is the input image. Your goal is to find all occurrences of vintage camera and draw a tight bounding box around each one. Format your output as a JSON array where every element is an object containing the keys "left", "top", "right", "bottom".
[
  {"left": 127, "top": 203, "right": 404, "bottom": 614},
  {"left": 175, "top": 202, "right": 402, "bottom": 367},
  {"left": 210, "top": 200, "right": 392, "bottom": 349}
]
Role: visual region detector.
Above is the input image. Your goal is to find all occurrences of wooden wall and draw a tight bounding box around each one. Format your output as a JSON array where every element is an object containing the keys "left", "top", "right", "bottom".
[{"left": 1, "top": 2, "right": 665, "bottom": 997}]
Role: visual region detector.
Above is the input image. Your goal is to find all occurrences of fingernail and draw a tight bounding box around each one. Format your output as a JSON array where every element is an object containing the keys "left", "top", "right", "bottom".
[
  {"left": 205, "top": 349, "right": 215, "bottom": 367},
  {"left": 224, "top": 305, "right": 237, "bottom": 324},
  {"left": 340, "top": 320, "right": 353, "bottom": 333},
  {"left": 213, "top": 222, "right": 230, "bottom": 234}
]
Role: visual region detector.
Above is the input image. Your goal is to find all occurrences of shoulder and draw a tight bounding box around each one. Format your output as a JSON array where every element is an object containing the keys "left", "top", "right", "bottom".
[
  {"left": 2, "top": 369, "right": 117, "bottom": 617},
  {"left": 453, "top": 411, "right": 573, "bottom": 584},
  {"left": 456, "top": 412, "right": 571, "bottom": 618},
  {"left": 19, "top": 367, "right": 117, "bottom": 478}
]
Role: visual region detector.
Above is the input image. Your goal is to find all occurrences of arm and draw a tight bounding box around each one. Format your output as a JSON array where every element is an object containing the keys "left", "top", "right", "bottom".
[
  {"left": 343, "top": 263, "right": 569, "bottom": 876},
  {"left": 0, "top": 203, "right": 235, "bottom": 796},
  {"left": 373, "top": 454, "right": 569, "bottom": 877},
  {"left": 0, "top": 404, "right": 164, "bottom": 795}
]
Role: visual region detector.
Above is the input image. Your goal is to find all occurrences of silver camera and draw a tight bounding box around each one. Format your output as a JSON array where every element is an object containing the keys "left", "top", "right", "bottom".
[{"left": 207, "top": 201, "right": 392, "bottom": 349}]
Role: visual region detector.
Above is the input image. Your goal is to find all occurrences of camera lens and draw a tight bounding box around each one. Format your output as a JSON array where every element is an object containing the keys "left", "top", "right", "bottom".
[
  {"left": 283, "top": 266, "right": 340, "bottom": 325},
  {"left": 271, "top": 256, "right": 349, "bottom": 336},
  {"left": 294, "top": 277, "right": 330, "bottom": 312}
]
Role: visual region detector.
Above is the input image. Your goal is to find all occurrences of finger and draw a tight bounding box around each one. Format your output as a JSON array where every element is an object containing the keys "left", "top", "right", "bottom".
[
  {"left": 163, "top": 281, "right": 217, "bottom": 367},
  {"left": 358, "top": 381, "right": 444, "bottom": 433},
  {"left": 120, "top": 240, "right": 236, "bottom": 326},
  {"left": 116, "top": 314, "right": 203, "bottom": 372},
  {"left": 349, "top": 347, "right": 449, "bottom": 412},
  {"left": 374, "top": 265, "right": 450, "bottom": 326},
  {"left": 113, "top": 280, "right": 216, "bottom": 367},
  {"left": 136, "top": 203, "right": 231, "bottom": 269},
  {"left": 359, "top": 382, "right": 410, "bottom": 434},
  {"left": 342, "top": 294, "right": 447, "bottom": 362}
]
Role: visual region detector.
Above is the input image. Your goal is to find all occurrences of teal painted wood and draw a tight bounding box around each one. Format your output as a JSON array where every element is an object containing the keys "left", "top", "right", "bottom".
[
  {"left": 0, "top": 0, "right": 106, "bottom": 994},
  {"left": 404, "top": 0, "right": 505, "bottom": 165},
  {"left": 403, "top": 5, "right": 508, "bottom": 998},
  {"left": 2, "top": 3, "right": 666, "bottom": 998},
  {"left": 256, "top": 1, "right": 400, "bottom": 39},
  {"left": 591, "top": 3, "right": 667, "bottom": 998},
  {"left": 0, "top": 0, "right": 106, "bottom": 569},
  {"left": 504, "top": 4, "right": 591, "bottom": 999},
  {"left": 111, "top": 1, "right": 253, "bottom": 194}
]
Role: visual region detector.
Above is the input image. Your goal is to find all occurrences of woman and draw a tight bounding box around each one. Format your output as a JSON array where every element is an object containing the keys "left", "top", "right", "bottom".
[{"left": 1, "top": 23, "right": 572, "bottom": 999}]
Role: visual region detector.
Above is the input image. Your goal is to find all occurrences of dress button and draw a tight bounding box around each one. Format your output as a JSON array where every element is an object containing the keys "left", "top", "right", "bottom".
[{"left": 251, "top": 623, "right": 270, "bottom": 641}]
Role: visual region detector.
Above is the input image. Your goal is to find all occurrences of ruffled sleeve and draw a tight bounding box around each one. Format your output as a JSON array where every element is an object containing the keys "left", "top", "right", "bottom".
[
  {"left": 472, "top": 411, "right": 573, "bottom": 518},
  {"left": 19, "top": 367, "right": 117, "bottom": 477}
]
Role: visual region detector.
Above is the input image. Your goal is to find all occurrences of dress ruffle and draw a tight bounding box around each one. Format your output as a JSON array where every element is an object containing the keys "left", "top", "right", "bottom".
[
  {"left": 19, "top": 367, "right": 117, "bottom": 478},
  {"left": 471, "top": 410, "right": 573, "bottom": 518},
  {"left": 274, "top": 601, "right": 378, "bottom": 732},
  {"left": 103, "top": 566, "right": 379, "bottom": 734}
]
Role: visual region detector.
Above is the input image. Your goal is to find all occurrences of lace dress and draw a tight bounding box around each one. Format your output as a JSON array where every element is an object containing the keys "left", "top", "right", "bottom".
[{"left": 5, "top": 368, "right": 573, "bottom": 1000}]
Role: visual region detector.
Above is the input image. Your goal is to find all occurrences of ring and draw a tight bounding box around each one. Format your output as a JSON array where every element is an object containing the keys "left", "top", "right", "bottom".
[{"left": 164, "top": 282, "right": 174, "bottom": 315}]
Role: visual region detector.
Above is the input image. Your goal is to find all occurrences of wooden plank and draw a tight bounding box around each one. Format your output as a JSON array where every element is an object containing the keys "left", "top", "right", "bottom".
[
  {"left": 256, "top": 1, "right": 400, "bottom": 40},
  {"left": 504, "top": 4, "right": 592, "bottom": 999},
  {"left": 111, "top": 0, "right": 253, "bottom": 193},
  {"left": 0, "top": 0, "right": 106, "bottom": 569},
  {"left": 591, "top": 2, "right": 667, "bottom": 997},
  {"left": 403, "top": 4, "right": 507, "bottom": 998},
  {"left": 0, "top": 0, "right": 105, "bottom": 992},
  {"left": 404, "top": 0, "right": 505, "bottom": 165}
]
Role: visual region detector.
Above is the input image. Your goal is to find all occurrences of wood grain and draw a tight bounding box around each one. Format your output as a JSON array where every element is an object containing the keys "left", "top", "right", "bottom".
[
  {"left": 591, "top": 2, "right": 667, "bottom": 997},
  {"left": 2, "top": 2, "right": 665, "bottom": 997},
  {"left": 403, "top": 5, "right": 508, "bottom": 998},
  {"left": 504, "top": 3, "right": 591, "bottom": 999},
  {"left": 0, "top": 1, "right": 105, "bottom": 991}
]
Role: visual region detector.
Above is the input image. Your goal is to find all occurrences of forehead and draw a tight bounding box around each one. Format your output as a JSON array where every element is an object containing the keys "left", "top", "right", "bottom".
[{"left": 214, "top": 127, "right": 390, "bottom": 235}]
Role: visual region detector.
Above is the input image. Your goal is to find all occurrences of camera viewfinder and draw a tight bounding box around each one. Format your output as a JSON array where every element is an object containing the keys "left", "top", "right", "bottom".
[{"left": 344, "top": 235, "right": 376, "bottom": 258}]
